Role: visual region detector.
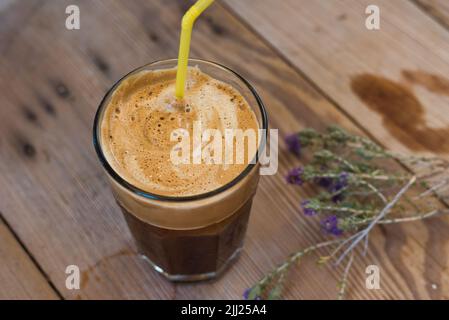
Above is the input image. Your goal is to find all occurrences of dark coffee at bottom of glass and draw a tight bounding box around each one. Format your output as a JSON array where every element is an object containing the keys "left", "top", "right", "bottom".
[{"left": 119, "top": 199, "right": 253, "bottom": 280}]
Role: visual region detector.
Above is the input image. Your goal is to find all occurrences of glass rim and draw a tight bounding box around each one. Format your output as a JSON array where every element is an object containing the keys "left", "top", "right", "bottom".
[{"left": 93, "top": 58, "right": 268, "bottom": 202}]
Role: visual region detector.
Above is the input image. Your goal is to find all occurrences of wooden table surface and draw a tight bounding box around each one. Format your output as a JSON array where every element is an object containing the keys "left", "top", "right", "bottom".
[{"left": 1, "top": 0, "right": 449, "bottom": 300}]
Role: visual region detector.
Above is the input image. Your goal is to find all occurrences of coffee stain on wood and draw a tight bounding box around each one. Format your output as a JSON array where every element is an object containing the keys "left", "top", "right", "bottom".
[
  {"left": 351, "top": 73, "right": 449, "bottom": 153},
  {"left": 148, "top": 32, "right": 159, "bottom": 43},
  {"left": 205, "top": 17, "right": 226, "bottom": 36},
  {"left": 90, "top": 52, "right": 110, "bottom": 76},
  {"left": 22, "top": 142, "right": 36, "bottom": 158},
  {"left": 402, "top": 70, "right": 449, "bottom": 96},
  {"left": 37, "top": 95, "right": 56, "bottom": 116},
  {"left": 11, "top": 132, "right": 37, "bottom": 159},
  {"left": 22, "top": 105, "right": 38, "bottom": 124},
  {"left": 80, "top": 249, "right": 136, "bottom": 289},
  {"left": 50, "top": 80, "right": 71, "bottom": 99}
]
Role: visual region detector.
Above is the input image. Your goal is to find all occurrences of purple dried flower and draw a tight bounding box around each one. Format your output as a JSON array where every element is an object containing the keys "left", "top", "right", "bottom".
[
  {"left": 331, "top": 193, "right": 344, "bottom": 203},
  {"left": 316, "top": 176, "right": 333, "bottom": 189},
  {"left": 330, "top": 172, "right": 349, "bottom": 193},
  {"left": 243, "top": 288, "right": 250, "bottom": 300},
  {"left": 301, "top": 200, "right": 317, "bottom": 216},
  {"left": 286, "top": 167, "right": 304, "bottom": 185},
  {"left": 243, "top": 288, "right": 261, "bottom": 300},
  {"left": 285, "top": 134, "right": 301, "bottom": 156},
  {"left": 320, "top": 215, "right": 343, "bottom": 236}
]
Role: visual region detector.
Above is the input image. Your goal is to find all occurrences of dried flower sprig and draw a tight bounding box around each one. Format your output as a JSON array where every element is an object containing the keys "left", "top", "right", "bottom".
[{"left": 245, "top": 126, "right": 449, "bottom": 300}]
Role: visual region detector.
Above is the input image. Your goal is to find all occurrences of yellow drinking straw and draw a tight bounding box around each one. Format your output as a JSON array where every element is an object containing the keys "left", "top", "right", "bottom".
[{"left": 175, "top": 0, "right": 215, "bottom": 99}]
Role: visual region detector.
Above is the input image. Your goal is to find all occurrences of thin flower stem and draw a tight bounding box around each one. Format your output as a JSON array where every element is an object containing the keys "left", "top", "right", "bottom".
[
  {"left": 415, "top": 178, "right": 449, "bottom": 199},
  {"left": 280, "top": 239, "right": 343, "bottom": 272},
  {"left": 357, "top": 173, "right": 410, "bottom": 181},
  {"left": 335, "top": 176, "right": 417, "bottom": 266},
  {"left": 382, "top": 148, "right": 448, "bottom": 168},
  {"left": 379, "top": 210, "right": 444, "bottom": 224},
  {"left": 269, "top": 270, "right": 289, "bottom": 300},
  {"left": 399, "top": 154, "right": 447, "bottom": 166},
  {"left": 314, "top": 172, "right": 409, "bottom": 182},
  {"left": 329, "top": 151, "right": 360, "bottom": 173},
  {"left": 346, "top": 185, "right": 395, "bottom": 197},
  {"left": 363, "top": 233, "right": 369, "bottom": 256},
  {"left": 404, "top": 194, "right": 421, "bottom": 212},
  {"left": 337, "top": 252, "right": 354, "bottom": 300},
  {"left": 353, "top": 209, "right": 446, "bottom": 225},
  {"left": 358, "top": 180, "right": 388, "bottom": 203},
  {"left": 258, "top": 239, "right": 344, "bottom": 288},
  {"left": 416, "top": 168, "right": 449, "bottom": 181},
  {"left": 329, "top": 231, "right": 364, "bottom": 259},
  {"left": 318, "top": 206, "right": 376, "bottom": 215},
  {"left": 328, "top": 186, "right": 349, "bottom": 199}
]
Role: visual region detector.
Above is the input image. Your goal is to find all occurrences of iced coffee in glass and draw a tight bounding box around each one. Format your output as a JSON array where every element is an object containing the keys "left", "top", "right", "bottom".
[{"left": 93, "top": 59, "right": 267, "bottom": 281}]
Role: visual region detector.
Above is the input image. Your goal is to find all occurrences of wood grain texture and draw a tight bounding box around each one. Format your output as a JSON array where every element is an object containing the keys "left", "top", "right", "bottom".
[
  {"left": 223, "top": 0, "right": 449, "bottom": 299},
  {"left": 0, "top": 0, "right": 447, "bottom": 300},
  {"left": 0, "top": 220, "right": 59, "bottom": 299},
  {"left": 0, "top": 0, "right": 60, "bottom": 297},
  {"left": 225, "top": 0, "right": 449, "bottom": 155},
  {"left": 415, "top": 0, "right": 449, "bottom": 28}
]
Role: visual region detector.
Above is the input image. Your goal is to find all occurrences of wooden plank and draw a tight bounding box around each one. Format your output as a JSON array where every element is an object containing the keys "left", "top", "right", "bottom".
[
  {"left": 224, "top": 0, "right": 449, "bottom": 156},
  {"left": 223, "top": 0, "right": 449, "bottom": 299},
  {"left": 0, "top": 0, "right": 446, "bottom": 299},
  {"left": 0, "top": 219, "right": 59, "bottom": 299},
  {"left": 415, "top": 0, "right": 449, "bottom": 28}
]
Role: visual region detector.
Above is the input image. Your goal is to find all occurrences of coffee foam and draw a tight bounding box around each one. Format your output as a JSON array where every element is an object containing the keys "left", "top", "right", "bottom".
[{"left": 100, "top": 67, "right": 259, "bottom": 197}]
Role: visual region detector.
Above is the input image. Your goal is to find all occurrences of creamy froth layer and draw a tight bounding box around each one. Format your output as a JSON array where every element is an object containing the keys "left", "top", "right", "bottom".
[{"left": 100, "top": 67, "right": 259, "bottom": 197}]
